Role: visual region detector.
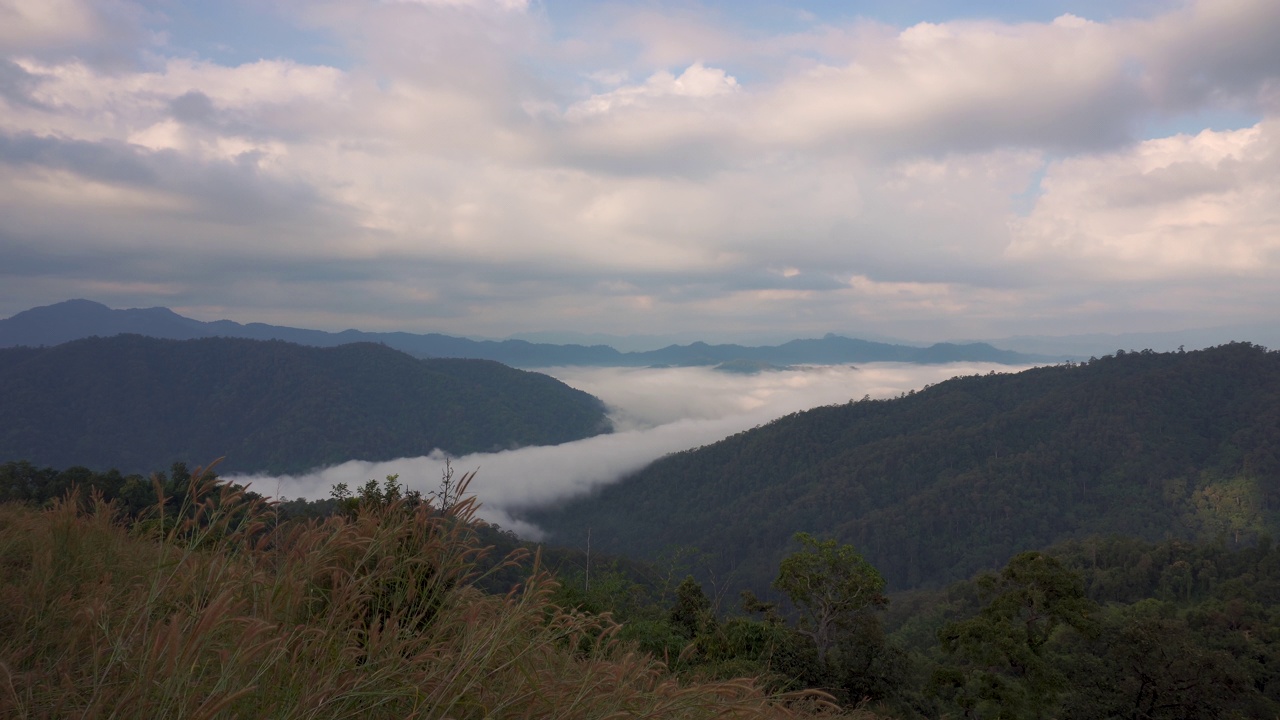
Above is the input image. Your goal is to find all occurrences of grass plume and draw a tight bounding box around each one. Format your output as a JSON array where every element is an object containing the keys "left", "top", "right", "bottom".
[{"left": 0, "top": 465, "right": 841, "bottom": 718}]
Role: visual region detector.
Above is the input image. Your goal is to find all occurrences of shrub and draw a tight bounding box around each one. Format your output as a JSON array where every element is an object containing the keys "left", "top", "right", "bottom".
[{"left": 0, "top": 467, "right": 825, "bottom": 718}]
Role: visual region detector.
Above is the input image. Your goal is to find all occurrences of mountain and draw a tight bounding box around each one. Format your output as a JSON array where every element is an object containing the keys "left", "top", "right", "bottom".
[
  {"left": 624, "top": 336, "right": 1034, "bottom": 366},
  {"left": 0, "top": 300, "right": 1053, "bottom": 367},
  {"left": 974, "top": 324, "right": 1280, "bottom": 358},
  {"left": 525, "top": 343, "right": 1280, "bottom": 596},
  {"left": 0, "top": 335, "right": 611, "bottom": 475}
]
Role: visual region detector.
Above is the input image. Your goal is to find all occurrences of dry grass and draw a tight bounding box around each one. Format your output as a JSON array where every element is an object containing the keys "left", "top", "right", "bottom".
[{"left": 0, "top": 467, "right": 843, "bottom": 719}]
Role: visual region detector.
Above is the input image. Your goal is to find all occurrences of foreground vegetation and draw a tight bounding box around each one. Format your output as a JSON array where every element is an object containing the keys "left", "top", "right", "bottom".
[
  {"left": 0, "top": 467, "right": 840, "bottom": 719},
  {"left": 6, "top": 461, "right": 1280, "bottom": 718},
  {"left": 556, "top": 536, "right": 1280, "bottom": 718}
]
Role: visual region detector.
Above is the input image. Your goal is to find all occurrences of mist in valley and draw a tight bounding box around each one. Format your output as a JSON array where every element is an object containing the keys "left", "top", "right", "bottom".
[{"left": 228, "top": 362, "right": 1031, "bottom": 537}]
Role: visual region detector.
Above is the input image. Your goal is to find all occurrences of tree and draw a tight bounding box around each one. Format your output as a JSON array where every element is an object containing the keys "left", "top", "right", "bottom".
[
  {"left": 773, "top": 532, "right": 887, "bottom": 663},
  {"left": 670, "top": 575, "right": 713, "bottom": 638},
  {"left": 431, "top": 459, "right": 461, "bottom": 511},
  {"left": 330, "top": 473, "right": 422, "bottom": 515},
  {"left": 1059, "top": 601, "right": 1255, "bottom": 720},
  {"left": 933, "top": 551, "right": 1096, "bottom": 719}
]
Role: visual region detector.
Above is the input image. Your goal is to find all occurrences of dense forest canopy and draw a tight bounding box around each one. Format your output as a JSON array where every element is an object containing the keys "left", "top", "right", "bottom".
[
  {"left": 0, "top": 334, "right": 611, "bottom": 475},
  {"left": 528, "top": 343, "right": 1280, "bottom": 596}
]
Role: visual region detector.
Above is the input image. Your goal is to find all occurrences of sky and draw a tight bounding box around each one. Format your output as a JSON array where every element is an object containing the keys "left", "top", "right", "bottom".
[
  {"left": 1, "top": 0, "right": 1278, "bottom": 342},
  {"left": 229, "top": 362, "right": 1027, "bottom": 535}
]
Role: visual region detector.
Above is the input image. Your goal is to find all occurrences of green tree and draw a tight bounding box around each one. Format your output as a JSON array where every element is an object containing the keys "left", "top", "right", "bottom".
[
  {"left": 773, "top": 532, "right": 887, "bottom": 663},
  {"left": 669, "top": 575, "right": 713, "bottom": 638},
  {"left": 1059, "top": 601, "right": 1256, "bottom": 720},
  {"left": 934, "top": 551, "right": 1096, "bottom": 719}
]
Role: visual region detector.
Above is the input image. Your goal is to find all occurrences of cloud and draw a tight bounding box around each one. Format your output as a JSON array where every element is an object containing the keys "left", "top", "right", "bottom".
[
  {"left": 557, "top": 4, "right": 1279, "bottom": 159},
  {"left": 565, "top": 63, "right": 739, "bottom": 120},
  {"left": 1009, "top": 122, "right": 1280, "bottom": 279},
  {"left": 1137, "top": 0, "right": 1280, "bottom": 111},
  {"left": 0, "top": 59, "right": 45, "bottom": 108},
  {"left": 386, "top": 0, "right": 528, "bottom": 8},
  {"left": 2, "top": 0, "right": 1280, "bottom": 340},
  {"left": 226, "top": 362, "right": 1030, "bottom": 536},
  {"left": 0, "top": 0, "right": 152, "bottom": 65},
  {"left": 739, "top": 17, "right": 1136, "bottom": 155}
]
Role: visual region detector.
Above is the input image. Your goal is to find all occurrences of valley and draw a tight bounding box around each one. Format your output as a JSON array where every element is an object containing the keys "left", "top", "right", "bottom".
[{"left": 3, "top": 303, "right": 1278, "bottom": 718}]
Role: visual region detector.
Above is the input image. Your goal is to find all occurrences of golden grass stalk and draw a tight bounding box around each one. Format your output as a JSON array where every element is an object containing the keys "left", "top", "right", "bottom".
[{"left": 0, "top": 466, "right": 842, "bottom": 718}]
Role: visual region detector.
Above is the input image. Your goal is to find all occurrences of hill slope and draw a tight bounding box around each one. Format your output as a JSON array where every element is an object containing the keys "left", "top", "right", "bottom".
[
  {"left": 0, "top": 299, "right": 1051, "bottom": 366},
  {"left": 0, "top": 335, "right": 611, "bottom": 474},
  {"left": 526, "top": 343, "right": 1280, "bottom": 594}
]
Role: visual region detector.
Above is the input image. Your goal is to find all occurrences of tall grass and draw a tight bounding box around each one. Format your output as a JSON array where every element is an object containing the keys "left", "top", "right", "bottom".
[{"left": 0, "top": 467, "right": 841, "bottom": 718}]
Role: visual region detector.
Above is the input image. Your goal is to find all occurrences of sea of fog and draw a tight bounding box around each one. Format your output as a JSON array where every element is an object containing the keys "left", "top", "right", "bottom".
[{"left": 228, "top": 362, "right": 1032, "bottom": 537}]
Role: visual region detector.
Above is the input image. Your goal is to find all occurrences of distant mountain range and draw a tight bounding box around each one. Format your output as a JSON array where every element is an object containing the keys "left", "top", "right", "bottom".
[
  {"left": 975, "top": 326, "right": 1280, "bottom": 358},
  {"left": 0, "top": 335, "right": 611, "bottom": 475},
  {"left": 527, "top": 343, "right": 1280, "bottom": 595},
  {"left": 0, "top": 300, "right": 1054, "bottom": 367}
]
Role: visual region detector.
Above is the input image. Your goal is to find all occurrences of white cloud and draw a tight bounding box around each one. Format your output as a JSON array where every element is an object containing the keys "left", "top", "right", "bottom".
[
  {"left": 385, "top": 0, "right": 528, "bottom": 10},
  {"left": 0, "top": 0, "right": 99, "bottom": 48},
  {"left": 0, "top": 0, "right": 152, "bottom": 66},
  {"left": 566, "top": 63, "right": 739, "bottom": 119},
  {"left": 2, "top": 0, "right": 1280, "bottom": 340},
  {"left": 1009, "top": 122, "right": 1280, "bottom": 279},
  {"left": 1136, "top": 0, "right": 1280, "bottom": 111},
  {"left": 228, "top": 363, "right": 1029, "bottom": 536},
  {"left": 746, "top": 16, "right": 1131, "bottom": 154}
]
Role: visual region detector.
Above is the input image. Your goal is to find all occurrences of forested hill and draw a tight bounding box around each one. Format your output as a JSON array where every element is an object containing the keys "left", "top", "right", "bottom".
[
  {"left": 528, "top": 343, "right": 1280, "bottom": 595},
  {"left": 0, "top": 299, "right": 1049, "bottom": 366},
  {"left": 0, "top": 335, "right": 610, "bottom": 475}
]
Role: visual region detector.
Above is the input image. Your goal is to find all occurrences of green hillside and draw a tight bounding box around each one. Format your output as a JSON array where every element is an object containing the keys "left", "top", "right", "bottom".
[
  {"left": 527, "top": 343, "right": 1280, "bottom": 594},
  {"left": 0, "top": 335, "right": 611, "bottom": 474}
]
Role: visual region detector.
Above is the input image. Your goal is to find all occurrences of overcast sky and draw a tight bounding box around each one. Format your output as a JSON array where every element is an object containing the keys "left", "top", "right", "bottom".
[{"left": 1, "top": 0, "right": 1277, "bottom": 342}]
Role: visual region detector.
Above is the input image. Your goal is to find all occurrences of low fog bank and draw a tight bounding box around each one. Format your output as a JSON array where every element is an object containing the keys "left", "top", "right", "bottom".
[{"left": 228, "top": 362, "right": 1030, "bottom": 537}]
